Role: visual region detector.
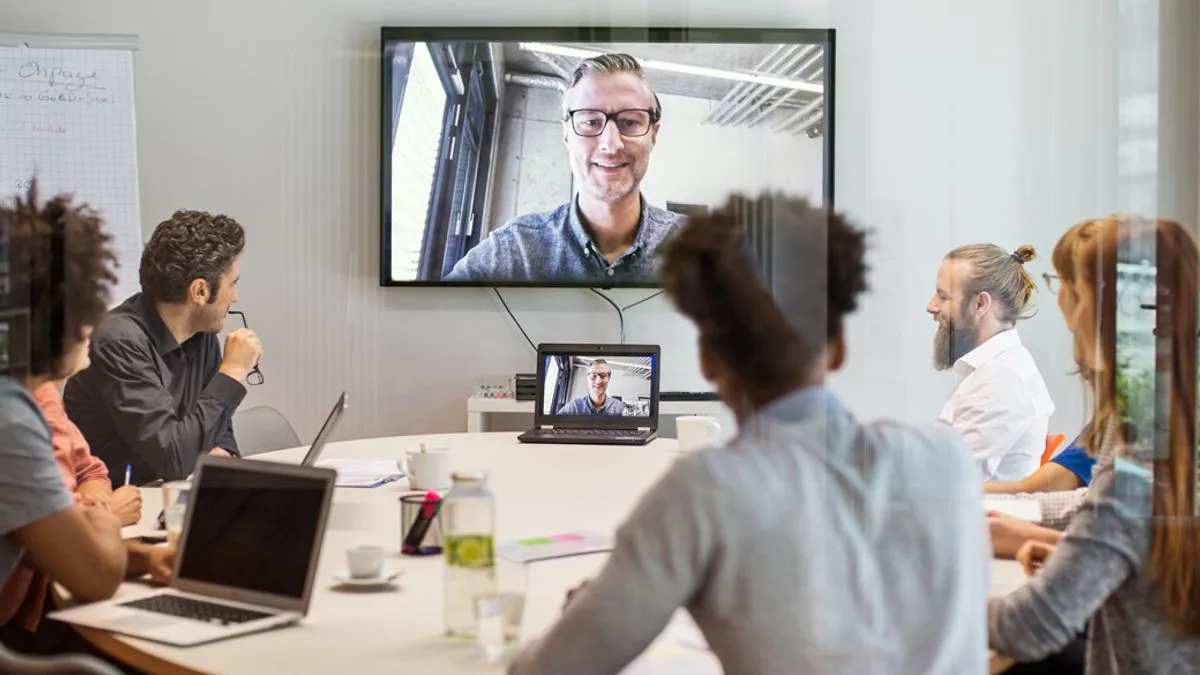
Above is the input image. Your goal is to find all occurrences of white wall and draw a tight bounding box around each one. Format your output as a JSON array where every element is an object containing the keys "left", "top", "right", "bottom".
[
  {"left": 489, "top": 85, "right": 825, "bottom": 227},
  {"left": 5, "top": 0, "right": 1184, "bottom": 448}
]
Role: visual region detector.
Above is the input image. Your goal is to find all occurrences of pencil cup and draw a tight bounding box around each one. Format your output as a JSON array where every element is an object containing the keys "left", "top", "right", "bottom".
[{"left": 400, "top": 493, "right": 443, "bottom": 556}]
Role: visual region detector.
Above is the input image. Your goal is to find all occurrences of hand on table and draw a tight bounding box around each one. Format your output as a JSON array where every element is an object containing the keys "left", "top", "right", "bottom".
[
  {"left": 1016, "top": 540, "right": 1056, "bottom": 577},
  {"left": 144, "top": 546, "right": 178, "bottom": 585},
  {"left": 987, "top": 511, "right": 1045, "bottom": 559},
  {"left": 80, "top": 487, "right": 142, "bottom": 526},
  {"left": 105, "top": 485, "right": 144, "bottom": 526}
]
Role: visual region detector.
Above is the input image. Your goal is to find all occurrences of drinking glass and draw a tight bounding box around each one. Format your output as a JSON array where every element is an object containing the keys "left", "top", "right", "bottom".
[
  {"left": 161, "top": 481, "right": 192, "bottom": 547},
  {"left": 473, "top": 559, "right": 528, "bottom": 661}
]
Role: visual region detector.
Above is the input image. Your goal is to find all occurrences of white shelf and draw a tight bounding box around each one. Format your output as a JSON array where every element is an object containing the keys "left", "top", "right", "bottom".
[{"left": 466, "top": 396, "right": 726, "bottom": 432}]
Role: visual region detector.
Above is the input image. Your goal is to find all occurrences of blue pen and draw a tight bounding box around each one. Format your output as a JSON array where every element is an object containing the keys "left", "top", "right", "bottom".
[{"left": 124, "top": 465, "right": 131, "bottom": 486}]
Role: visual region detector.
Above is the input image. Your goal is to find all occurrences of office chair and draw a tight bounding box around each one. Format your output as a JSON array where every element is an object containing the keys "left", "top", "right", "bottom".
[
  {"left": 231, "top": 406, "right": 301, "bottom": 456},
  {"left": 0, "top": 643, "right": 123, "bottom": 675}
]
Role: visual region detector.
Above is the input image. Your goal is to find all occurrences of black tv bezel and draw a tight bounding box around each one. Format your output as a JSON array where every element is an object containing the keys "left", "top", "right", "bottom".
[{"left": 379, "top": 26, "right": 837, "bottom": 288}]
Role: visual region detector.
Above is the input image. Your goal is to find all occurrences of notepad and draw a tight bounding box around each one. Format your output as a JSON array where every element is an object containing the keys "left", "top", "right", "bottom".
[
  {"left": 496, "top": 531, "right": 613, "bottom": 563},
  {"left": 313, "top": 459, "right": 406, "bottom": 488},
  {"left": 983, "top": 498, "right": 1043, "bottom": 523}
]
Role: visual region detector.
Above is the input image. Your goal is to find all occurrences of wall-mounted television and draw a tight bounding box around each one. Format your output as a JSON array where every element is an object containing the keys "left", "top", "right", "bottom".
[{"left": 380, "top": 27, "right": 835, "bottom": 288}]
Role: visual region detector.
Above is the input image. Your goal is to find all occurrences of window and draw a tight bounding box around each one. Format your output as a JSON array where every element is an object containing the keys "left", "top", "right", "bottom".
[{"left": 389, "top": 43, "right": 449, "bottom": 281}]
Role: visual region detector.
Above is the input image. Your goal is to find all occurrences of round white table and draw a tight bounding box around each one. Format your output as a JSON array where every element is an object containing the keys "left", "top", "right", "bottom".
[{"left": 63, "top": 432, "right": 1027, "bottom": 674}]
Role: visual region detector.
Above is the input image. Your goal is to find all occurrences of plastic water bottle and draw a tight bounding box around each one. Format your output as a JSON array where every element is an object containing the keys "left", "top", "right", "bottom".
[{"left": 442, "top": 471, "right": 496, "bottom": 638}]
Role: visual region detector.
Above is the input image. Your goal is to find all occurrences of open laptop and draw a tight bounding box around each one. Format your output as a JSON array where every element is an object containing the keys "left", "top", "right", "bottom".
[
  {"left": 518, "top": 343, "right": 661, "bottom": 446},
  {"left": 300, "top": 391, "right": 348, "bottom": 466},
  {"left": 49, "top": 456, "right": 336, "bottom": 647},
  {"left": 299, "top": 392, "right": 404, "bottom": 487}
]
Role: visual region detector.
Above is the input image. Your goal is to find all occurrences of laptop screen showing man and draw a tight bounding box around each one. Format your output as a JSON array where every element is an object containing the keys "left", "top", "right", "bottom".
[{"left": 542, "top": 352, "right": 656, "bottom": 418}]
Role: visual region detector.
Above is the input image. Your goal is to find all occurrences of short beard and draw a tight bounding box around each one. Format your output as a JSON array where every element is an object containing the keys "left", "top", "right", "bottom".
[{"left": 933, "top": 319, "right": 979, "bottom": 371}]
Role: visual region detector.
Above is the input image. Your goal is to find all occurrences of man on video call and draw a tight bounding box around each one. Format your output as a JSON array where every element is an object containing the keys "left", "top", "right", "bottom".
[
  {"left": 442, "top": 53, "right": 685, "bottom": 283},
  {"left": 556, "top": 359, "right": 625, "bottom": 416}
]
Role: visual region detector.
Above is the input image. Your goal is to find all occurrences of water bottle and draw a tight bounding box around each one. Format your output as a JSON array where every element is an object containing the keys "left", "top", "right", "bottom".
[{"left": 442, "top": 471, "right": 496, "bottom": 638}]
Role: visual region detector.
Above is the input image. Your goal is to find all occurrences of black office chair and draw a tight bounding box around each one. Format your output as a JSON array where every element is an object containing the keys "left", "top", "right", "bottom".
[{"left": 0, "top": 643, "right": 123, "bottom": 675}]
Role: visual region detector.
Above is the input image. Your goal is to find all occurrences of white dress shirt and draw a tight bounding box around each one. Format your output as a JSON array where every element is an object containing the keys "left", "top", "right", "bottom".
[{"left": 936, "top": 329, "right": 1054, "bottom": 482}]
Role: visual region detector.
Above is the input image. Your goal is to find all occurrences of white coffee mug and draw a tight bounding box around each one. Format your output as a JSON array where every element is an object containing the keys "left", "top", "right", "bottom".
[
  {"left": 346, "top": 544, "right": 384, "bottom": 578},
  {"left": 406, "top": 447, "right": 452, "bottom": 490},
  {"left": 676, "top": 415, "right": 722, "bottom": 452}
]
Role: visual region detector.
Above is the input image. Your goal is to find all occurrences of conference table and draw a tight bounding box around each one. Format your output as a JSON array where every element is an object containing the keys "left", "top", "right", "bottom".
[{"left": 59, "top": 432, "right": 1027, "bottom": 674}]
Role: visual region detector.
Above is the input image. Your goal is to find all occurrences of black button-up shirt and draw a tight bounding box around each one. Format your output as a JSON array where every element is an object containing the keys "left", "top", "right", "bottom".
[{"left": 64, "top": 293, "right": 244, "bottom": 483}]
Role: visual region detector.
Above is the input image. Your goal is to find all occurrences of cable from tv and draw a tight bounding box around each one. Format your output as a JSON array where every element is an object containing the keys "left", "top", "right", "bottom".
[
  {"left": 492, "top": 287, "right": 536, "bottom": 352},
  {"left": 588, "top": 289, "right": 625, "bottom": 344}
]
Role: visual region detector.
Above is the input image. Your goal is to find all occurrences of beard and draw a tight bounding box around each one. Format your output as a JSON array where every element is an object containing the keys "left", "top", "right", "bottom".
[{"left": 933, "top": 317, "right": 981, "bottom": 371}]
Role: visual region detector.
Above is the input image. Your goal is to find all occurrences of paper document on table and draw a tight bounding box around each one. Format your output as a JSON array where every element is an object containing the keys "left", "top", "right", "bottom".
[
  {"left": 314, "top": 459, "right": 405, "bottom": 488},
  {"left": 496, "top": 531, "right": 613, "bottom": 563},
  {"left": 983, "top": 498, "right": 1042, "bottom": 523}
]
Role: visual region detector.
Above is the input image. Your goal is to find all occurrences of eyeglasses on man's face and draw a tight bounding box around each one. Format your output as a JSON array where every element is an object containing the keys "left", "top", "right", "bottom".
[
  {"left": 587, "top": 371, "right": 611, "bottom": 380},
  {"left": 565, "top": 108, "right": 659, "bottom": 138},
  {"left": 225, "top": 310, "right": 264, "bottom": 386}
]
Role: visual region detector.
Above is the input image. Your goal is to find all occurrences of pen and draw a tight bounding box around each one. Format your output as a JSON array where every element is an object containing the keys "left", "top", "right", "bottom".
[{"left": 124, "top": 465, "right": 131, "bottom": 486}]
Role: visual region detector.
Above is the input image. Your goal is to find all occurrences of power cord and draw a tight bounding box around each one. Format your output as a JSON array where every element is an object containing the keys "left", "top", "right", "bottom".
[
  {"left": 590, "top": 289, "right": 666, "bottom": 344},
  {"left": 492, "top": 288, "right": 536, "bottom": 352},
  {"left": 493, "top": 287, "right": 667, "bottom": 351},
  {"left": 589, "top": 289, "right": 625, "bottom": 344}
]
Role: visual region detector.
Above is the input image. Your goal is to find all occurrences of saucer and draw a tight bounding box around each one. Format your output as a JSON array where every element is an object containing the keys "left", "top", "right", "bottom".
[{"left": 333, "top": 568, "right": 400, "bottom": 587}]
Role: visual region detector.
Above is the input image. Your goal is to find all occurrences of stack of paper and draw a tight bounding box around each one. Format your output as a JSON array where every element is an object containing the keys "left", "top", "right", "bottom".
[
  {"left": 496, "top": 531, "right": 613, "bottom": 563},
  {"left": 982, "top": 498, "right": 1043, "bottom": 523},
  {"left": 313, "top": 459, "right": 405, "bottom": 488}
]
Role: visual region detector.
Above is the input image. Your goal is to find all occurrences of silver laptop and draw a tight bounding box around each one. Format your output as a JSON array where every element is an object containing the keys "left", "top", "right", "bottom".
[
  {"left": 301, "top": 391, "right": 348, "bottom": 465},
  {"left": 48, "top": 456, "right": 336, "bottom": 647},
  {"left": 297, "top": 392, "right": 404, "bottom": 487}
]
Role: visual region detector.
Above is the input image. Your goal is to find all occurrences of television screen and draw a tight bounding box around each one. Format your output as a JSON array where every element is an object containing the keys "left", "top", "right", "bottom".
[{"left": 380, "top": 27, "right": 834, "bottom": 287}]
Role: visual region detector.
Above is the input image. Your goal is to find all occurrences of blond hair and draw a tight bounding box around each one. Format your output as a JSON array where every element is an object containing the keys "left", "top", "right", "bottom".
[
  {"left": 945, "top": 243, "right": 1038, "bottom": 323},
  {"left": 560, "top": 53, "right": 660, "bottom": 118}
]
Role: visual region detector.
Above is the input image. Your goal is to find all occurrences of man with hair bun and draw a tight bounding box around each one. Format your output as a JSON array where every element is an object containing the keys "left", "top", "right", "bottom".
[{"left": 926, "top": 243, "right": 1055, "bottom": 482}]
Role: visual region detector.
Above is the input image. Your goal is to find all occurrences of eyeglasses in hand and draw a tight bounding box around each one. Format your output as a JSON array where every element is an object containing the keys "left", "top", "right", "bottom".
[{"left": 226, "top": 310, "right": 264, "bottom": 386}]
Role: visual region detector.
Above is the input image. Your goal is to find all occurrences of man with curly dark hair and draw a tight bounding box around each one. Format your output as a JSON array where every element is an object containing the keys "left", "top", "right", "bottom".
[
  {"left": 64, "top": 209, "right": 262, "bottom": 483},
  {"left": 508, "top": 194, "right": 989, "bottom": 675}
]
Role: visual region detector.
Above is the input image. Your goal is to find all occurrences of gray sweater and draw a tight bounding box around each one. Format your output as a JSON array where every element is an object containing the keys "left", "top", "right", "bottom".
[
  {"left": 988, "top": 443, "right": 1200, "bottom": 673},
  {"left": 508, "top": 387, "right": 989, "bottom": 675}
]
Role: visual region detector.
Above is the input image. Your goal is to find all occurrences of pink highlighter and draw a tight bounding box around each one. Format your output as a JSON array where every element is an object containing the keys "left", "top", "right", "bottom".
[{"left": 401, "top": 490, "right": 443, "bottom": 555}]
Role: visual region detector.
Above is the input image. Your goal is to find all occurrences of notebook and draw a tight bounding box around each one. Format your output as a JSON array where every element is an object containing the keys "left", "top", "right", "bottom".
[{"left": 300, "top": 392, "right": 405, "bottom": 487}]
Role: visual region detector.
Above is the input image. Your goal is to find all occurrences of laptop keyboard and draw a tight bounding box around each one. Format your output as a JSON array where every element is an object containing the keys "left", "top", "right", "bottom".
[
  {"left": 533, "top": 428, "right": 649, "bottom": 438},
  {"left": 120, "top": 595, "right": 273, "bottom": 625}
]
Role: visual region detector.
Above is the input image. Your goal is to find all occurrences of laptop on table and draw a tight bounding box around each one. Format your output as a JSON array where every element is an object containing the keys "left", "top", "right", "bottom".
[
  {"left": 519, "top": 343, "right": 661, "bottom": 446},
  {"left": 49, "top": 455, "right": 336, "bottom": 647},
  {"left": 300, "top": 392, "right": 404, "bottom": 487}
]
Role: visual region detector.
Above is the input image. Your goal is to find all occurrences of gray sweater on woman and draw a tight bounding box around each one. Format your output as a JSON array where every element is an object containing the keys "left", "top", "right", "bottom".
[
  {"left": 509, "top": 387, "right": 989, "bottom": 675},
  {"left": 989, "top": 439, "right": 1200, "bottom": 674}
]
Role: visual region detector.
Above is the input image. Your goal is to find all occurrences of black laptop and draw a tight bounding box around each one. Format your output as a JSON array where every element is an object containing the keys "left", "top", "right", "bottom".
[{"left": 518, "top": 343, "right": 660, "bottom": 446}]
